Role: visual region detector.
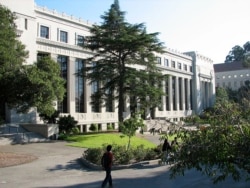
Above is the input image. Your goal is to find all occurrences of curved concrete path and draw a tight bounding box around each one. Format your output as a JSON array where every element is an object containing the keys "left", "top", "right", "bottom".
[{"left": 0, "top": 135, "right": 250, "bottom": 188}]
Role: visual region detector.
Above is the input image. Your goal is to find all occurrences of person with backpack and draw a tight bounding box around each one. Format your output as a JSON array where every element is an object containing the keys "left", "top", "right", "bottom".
[{"left": 101, "top": 145, "right": 113, "bottom": 188}]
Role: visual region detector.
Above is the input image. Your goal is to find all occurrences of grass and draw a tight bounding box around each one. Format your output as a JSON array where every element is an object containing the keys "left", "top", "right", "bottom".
[{"left": 65, "top": 133, "right": 157, "bottom": 149}]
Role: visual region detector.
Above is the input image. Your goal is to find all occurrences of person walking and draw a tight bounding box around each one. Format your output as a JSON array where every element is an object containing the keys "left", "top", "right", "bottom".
[
  {"left": 101, "top": 145, "right": 113, "bottom": 188},
  {"left": 162, "top": 138, "right": 171, "bottom": 164}
]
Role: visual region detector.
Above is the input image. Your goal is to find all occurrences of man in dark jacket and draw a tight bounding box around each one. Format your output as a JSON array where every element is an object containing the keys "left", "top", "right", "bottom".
[{"left": 102, "top": 145, "right": 113, "bottom": 188}]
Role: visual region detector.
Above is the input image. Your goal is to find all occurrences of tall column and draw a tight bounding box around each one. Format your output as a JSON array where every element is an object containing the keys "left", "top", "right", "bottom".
[
  {"left": 175, "top": 76, "right": 179, "bottom": 111},
  {"left": 168, "top": 76, "right": 173, "bottom": 111},
  {"left": 162, "top": 80, "right": 166, "bottom": 111},
  {"left": 181, "top": 77, "right": 185, "bottom": 111},
  {"left": 187, "top": 79, "right": 191, "bottom": 110}
]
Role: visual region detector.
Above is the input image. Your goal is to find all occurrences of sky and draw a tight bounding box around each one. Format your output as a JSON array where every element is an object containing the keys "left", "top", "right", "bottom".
[{"left": 34, "top": 0, "right": 250, "bottom": 64}]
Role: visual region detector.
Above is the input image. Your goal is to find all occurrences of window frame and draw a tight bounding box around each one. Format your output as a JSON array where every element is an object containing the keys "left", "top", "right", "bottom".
[
  {"left": 76, "top": 34, "right": 85, "bottom": 47},
  {"left": 40, "top": 25, "right": 50, "bottom": 39},
  {"left": 60, "top": 30, "right": 68, "bottom": 43}
]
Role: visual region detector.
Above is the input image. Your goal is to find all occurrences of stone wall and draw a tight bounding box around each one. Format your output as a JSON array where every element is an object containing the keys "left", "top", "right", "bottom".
[{"left": 21, "top": 124, "right": 59, "bottom": 139}]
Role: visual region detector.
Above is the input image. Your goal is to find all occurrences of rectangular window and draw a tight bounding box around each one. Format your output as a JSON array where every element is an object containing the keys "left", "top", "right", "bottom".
[
  {"left": 184, "top": 64, "right": 187, "bottom": 71},
  {"left": 177, "top": 62, "right": 182, "bottom": 70},
  {"left": 57, "top": 55, "right": 68, "bottom": 113},
  {"left": 75, "top": 59, "right": 85, "bottom": 113},
  {"left": 164, "top": 58, "right": 169, "bottom": 67},
  {"left": 25, "top": 18, "right": 28, "bottom": 30},
  {"left": 156, "top": 57, "right": 161, "bottom": 64},
  {"left": 190, "top": 66, "right": 193, "bottom": 72},
  {"left": 91, "top": 62, "right": 100, "bottom": 112},
  {"left": 40, "top": 25, "right": 49, "bottom": 39},
  {"left": 165, "top": 79, "right": 170, "bottom": 111},
  {"left": 60, "top": 30, "right": 68, "bottom": 43},
  {"left": 76, "top": 35, "right": 84, "bottom": 47},
  {"left": 171, "top": 61, "right": 175, "bottom": 68},
  {"left": 91, "top": 81, "right": 100, "bottom": 112}
]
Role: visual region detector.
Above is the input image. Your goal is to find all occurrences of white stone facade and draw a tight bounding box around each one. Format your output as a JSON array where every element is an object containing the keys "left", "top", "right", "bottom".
[
  {"left": 214, "top": 63, "right": 250, "bottom": 91},
  {"left": 1, "top": 0, "right": 215, "bottom": 130}
]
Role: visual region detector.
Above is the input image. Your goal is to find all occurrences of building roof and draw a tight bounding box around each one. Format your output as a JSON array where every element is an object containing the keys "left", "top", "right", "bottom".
[{"left": 214, "top": 61, "right": 246, "bottom": 72}]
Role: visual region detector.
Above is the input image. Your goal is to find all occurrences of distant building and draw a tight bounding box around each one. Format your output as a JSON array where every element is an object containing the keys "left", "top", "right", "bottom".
[
  {"left": 1, "top": 0, "right": 215, "bottom": 131},
  {"left": 214, "top": 61, "right": 250, "bottom": 90}
]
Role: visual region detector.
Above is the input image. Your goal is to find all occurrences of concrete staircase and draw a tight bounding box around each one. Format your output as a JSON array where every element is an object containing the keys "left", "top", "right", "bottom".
[{"left": 0, "top": 124, "right": 50, "bottom": 145}]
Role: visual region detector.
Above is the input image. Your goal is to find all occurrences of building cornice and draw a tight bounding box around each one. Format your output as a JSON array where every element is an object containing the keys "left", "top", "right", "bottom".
[
  {"left": 35, "top": 5, "right": 93, "bottom": 29},
  {"left": 36, "top": 38, "right": 95, "bottom": 57}
]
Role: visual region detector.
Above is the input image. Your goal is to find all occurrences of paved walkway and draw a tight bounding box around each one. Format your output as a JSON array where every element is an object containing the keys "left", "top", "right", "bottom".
[{"left": 0, "top": 134, "right": 250, "bottom": 188}]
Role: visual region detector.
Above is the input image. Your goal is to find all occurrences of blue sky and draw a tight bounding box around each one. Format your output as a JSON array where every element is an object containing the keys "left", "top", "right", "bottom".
[{"left": 35, "top": 0, "right": 250, "bottom": 64}]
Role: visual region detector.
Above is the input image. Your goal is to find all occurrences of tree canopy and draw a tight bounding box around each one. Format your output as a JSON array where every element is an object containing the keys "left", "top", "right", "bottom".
[
  {"left": 224, "top": 41, "right": 250, "bottom": 68},
  {"left": 0, "top": 4, "right": 28, "bottom": 120},
  {"left": 82, "top": 0, "right": 166, "bottom": 123},
  {"left": 169, "top": 87, "right": 250, "bottom": 184},
  {"left": 0, "top": 5, "right": 65, "bottom": 120}
]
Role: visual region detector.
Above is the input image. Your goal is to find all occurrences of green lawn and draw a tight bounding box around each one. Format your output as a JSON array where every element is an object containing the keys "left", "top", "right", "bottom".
[{"left": 65, "top": 133, "right": 157, "bottom": 149}]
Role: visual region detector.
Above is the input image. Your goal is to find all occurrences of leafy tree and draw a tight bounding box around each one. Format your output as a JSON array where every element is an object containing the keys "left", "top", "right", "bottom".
[
  {"left": 243, "top": 41, "right": 250, "bottom": 52},
  {"left": 39, "top": 110, "right": 60, "bottom": 124},
  {"left": 82, "top": 0, "right": 166, "bottom": 123},
  {"left": 225, "top": 45, "right": 244, "bottom": 63},
  {"left": 120, "top": 112, "right": 145, "bottom": 150},
  {"left": 236, "top": 81, "right": 250, "bottom": 119},
  {"left": 6, "top": 56, "right": 66, "bottom": 117},
  {"left": 0, "top": 5, "right": 65, "bottom": 120},
  {"left": 224, "top": 41, "right": 250, "bottom": 66},
  {"left": 243, "top": 53, "right": 250, "bottom": 68},
  {"left": 169, "top": 87, "right": 250, "bottom": 184},
  {"left": 0, "top": 4, "right": 28, "bottom": 119},
  {"left": 169, "top": 123, "right": 250, "bottom": 184}
]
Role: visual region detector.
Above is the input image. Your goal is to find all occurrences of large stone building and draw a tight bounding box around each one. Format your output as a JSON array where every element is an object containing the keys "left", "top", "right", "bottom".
[
  {"left": 214, "top": 61, "right": 250, "bottom": 90},
  {"left": 1, "top": 0, "right": 215, "bottom": 131}
]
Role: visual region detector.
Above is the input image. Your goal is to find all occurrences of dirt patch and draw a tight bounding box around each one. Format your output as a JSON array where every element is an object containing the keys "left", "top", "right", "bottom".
[{"left": 0, "top": 152, "right": 38, "bottom": 168}]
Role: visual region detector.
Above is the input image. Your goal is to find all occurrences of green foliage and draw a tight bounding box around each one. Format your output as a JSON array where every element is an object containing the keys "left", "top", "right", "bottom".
[
  {"left": 39, "top": 110, "right": 60, "bottom": 124},
  {"left": 107, "top": 123, "right": 114, "bottom": 130},
  {"left": 170, "top": 86, "right": 250, "bottom": 184},
  {"left": 83, "top": 147, "right": 104, "bottom": 165},
  {"left": 0, "top": 5, "right": 28, "bottom": 119},
  {"left": 243, "top": 53, "right": 250, "bottom": 68},
  {"left": 82, "top": 0, "right": 165, "bottom": 123},
  {"left": 169, "top": 124, "right": 250, "bottom": 184},
  {"left": 120, "top": 112, "right": 145, "bottom": 150},
  {"left": 83, "top": 144, "right": 160, "bottom": 166},
  {"left": 89, "top": 124, "right": 98, "bottom": 132},
  {"left": 21, "top": 57, "right": 65, "bottom": 116},
  {"left": 224, "top": 41, "right": 250, "bottom": 66},
  {"left": 58, "top": 115, "right": 78, "bottom": 134},
  {"left": 57, "top": 133, "right": 67, "bottom": 140},
  {"left": 0, "top": 4, "right": 66, "bottom": 119}
]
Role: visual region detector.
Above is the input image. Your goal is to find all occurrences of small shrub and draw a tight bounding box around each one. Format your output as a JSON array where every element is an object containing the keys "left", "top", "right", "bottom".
[
  {"left": 112, "top": 145, "right": 133, "bottom": 164},
  {"left": 84, "top": 147, "right": 103, "bottom": 165},
  {"left": 58, "top": 115, "right": 78, "bottom": 134},
  {"left": 72, "top": 127, "right": 80, "bottom": 134},
  {"left": 133, "top": 145, "right": 146, "bottom": 161},
  {"left": 83, "top": 143, "right": 160, "bottom": 165},
  {"left": 89, "top": 124, "right": 98, "bottom": 132},
  {"left": 57, "top": 133, "right": 67, "bottom": 140},
  {"left": 107, "top": 123, "right": 113, "bottom": 130}
]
